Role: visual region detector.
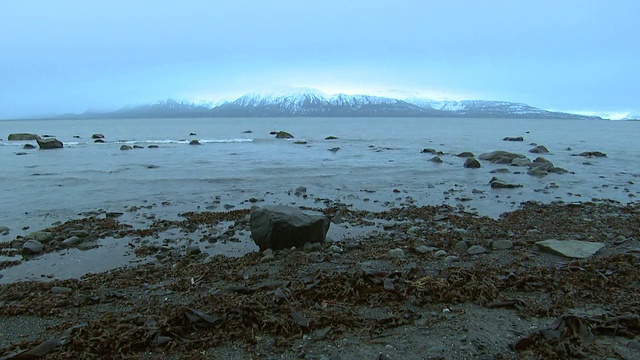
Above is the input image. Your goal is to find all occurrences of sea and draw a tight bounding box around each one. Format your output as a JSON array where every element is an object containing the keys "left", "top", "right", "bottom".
[
  {"left": 1, "top": 116, "right": 639, "bottom": 237},
  {"left": 1, "top": 117, "right": 639, "bottom": 282}
]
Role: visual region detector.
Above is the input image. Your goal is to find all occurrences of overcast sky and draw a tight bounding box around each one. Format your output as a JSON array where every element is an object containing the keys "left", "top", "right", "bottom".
[{"left": 1, "top": 0, "right": 638, "bottom": 119}]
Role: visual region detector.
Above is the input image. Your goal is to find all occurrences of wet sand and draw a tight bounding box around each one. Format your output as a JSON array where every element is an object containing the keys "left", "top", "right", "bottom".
[{"left": 1, "top": 198, "right": 640, "bottom": 359}]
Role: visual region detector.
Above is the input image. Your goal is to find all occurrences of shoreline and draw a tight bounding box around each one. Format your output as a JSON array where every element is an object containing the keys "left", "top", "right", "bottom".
[{"left": 1, "top": 199, "right": 640, "bottom": 359}]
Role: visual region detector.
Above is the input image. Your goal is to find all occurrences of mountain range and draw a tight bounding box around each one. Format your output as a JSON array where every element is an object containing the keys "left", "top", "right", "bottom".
[{"left": 64, "top": 89, "right": 604, "bottom": 120}]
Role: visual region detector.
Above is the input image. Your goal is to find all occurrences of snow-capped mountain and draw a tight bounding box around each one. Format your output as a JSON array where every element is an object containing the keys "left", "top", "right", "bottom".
[{"left": 66, "top": 88, "right": 604, "bottom": 120}]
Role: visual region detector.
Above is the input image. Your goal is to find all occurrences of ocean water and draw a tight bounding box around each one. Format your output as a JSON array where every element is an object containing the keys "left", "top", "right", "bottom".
[{"left": 1, "top": 117, "right": 639, "bottom": 238}]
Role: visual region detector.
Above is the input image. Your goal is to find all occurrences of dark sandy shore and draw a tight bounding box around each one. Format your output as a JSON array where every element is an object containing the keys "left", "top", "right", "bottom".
[{"left": 1, "top": 200, "right": 640, "bottom": 359}]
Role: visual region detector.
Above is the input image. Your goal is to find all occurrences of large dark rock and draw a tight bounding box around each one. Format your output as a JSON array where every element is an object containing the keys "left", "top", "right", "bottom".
[
  {"left": 8, "top": 133, "right": 41, "bottom": 141},
  {"left": 250, "top": 206, "right": 330, "bottom": 251},
  {"left": 91, "top": 134, "right": 105, "bottom": 139},
  {"left": 489, "top": 177, "right": 523, "bottom": 189},
  {"left": 529, "top": 145, "right": 549, "bottom": 153},
  {"left": 503, "top": 136, "right": 524, "bottom": 141},
  {"left": 463, "top": 157, "right": 481, "bottom": 168},
  {"left": 275, "top": 131, "right": 294, "bottom": 139},
  {"left": 36, "top": 138, "right": 63, "bottom": 149}
]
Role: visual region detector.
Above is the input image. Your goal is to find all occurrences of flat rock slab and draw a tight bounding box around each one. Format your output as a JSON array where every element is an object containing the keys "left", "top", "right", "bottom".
[{"left": 535, "top": 239, "right": 605, "bottom": 259}]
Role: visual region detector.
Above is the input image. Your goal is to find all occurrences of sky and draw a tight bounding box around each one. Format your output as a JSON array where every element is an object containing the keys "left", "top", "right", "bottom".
[{"left": 0, "top": 0, "right": 638, "bottom": 119}]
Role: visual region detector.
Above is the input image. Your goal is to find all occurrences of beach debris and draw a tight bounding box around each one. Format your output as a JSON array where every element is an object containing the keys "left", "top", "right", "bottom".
[
  {"left": 249, "top": 206, "right": 330, "bottom": 251},
  {"left": 535, "top": 239, "right": 605, "bottom": 259}
]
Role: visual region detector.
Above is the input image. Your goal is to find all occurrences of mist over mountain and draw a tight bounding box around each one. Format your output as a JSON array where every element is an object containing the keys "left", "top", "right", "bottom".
[{"left": 61, "top": 89, "right": 603, "bottom": 120}]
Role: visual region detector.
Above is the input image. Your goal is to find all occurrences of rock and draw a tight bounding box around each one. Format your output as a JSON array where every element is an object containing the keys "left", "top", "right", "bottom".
[
  {"left": 91, "top": 134, "right": 105, "bottom": 139},
  {"left": 456, "top": 152, "right": 474, "bottom": 158},
  {"left": 23, "top": 144, "right": 36, "bottom": 149},
  {"left": 535, "top": 239, "right": 605, "bottom": 259},
  {"left": 415, "top": 245, "right": 438, "bottom": 254},
  {"left": 328, "top": 147, "right": 340, "bottom": 153},
  {"left": 325, "top": 136, "right": 338, "bottom": 140},
  {"left": 443, "top": 255, "right": 460, "bottom": 263},
  {"left": 94, "top": 139, "right": 105, "bottom": 143},
  {"left": 294, "top": 186, "right": 307, "bottom": 196},
  {"left": 294, "top": 141, "right": 307, "bottom": 145},
  {"left": 490, "top": 168, "right": 510, "bottom": 174},
  {"left": 133, "top": 145, "right": 144, "bottom": 149},
  {"left": 16, "top": 152, "right": 27, "bottom": 156},
  {"left": 28, "top": 231, "right": 54, "bottom": 243},
  {"left": 36, "top": 138, "right": 63, "bottom": 149},
  {"left": 492, "top": 240, "right": 513, "bottom": 250},
  {"left": 62, "top": 236, "right": 83, "bottom": 247},
  {"left": 430, "top": 156, "right": 443, "bottom": 163},
  {"left": 433, "top": 250, "right": 448, "bottom": 258},
  {"left": 67, "top": 230, "right": 89, "bottom": 238},
  {"left": 421, "top": 148, "right": 441, "bottom": 155},
  {"left": 530, "top": 145, "right": 549, "bottom": 153},
  {"left": 249, "top": 206, "right": 330, "bottom": 251},
  {"left": 0, "top": 226, "right": 9, "bottom": 235},
  {"left": 148, "top": 145, "right": 159, "bottom": 148},
  {"left": 186, "top": 245, "right": 201, "bottom": 255},
  {"left": 120, "top": 145, "right": 133, "bottom": 150},
  {"left": 23, "top": 240, "right": 44, "bottom": 254},
  {"left": 503, "top": 136, "right": 524, "bottom": 141},
  {"left": 479, "top": 151, "right": 526, "bottom": 164},
  {"left": 511, "top": 158, "right": 532, "bottom": 167},
  {"left": 242, "top": 130, "right": 253, "bottom": 134},
  {"left": 527, "top": 168, "right": 548, "bottom": 177},
  {"left": 467, "top": 245, "right": 487, "bottom": 255},
  {"left": 260, "top": 253, "right": 276, "bottom": 263},
  {"left": 8, "top": 133, "right": 40, "bottom": 141},
  {"left": 388, "top": 248, "right": 405, "bottom": 258},
  {"left": 463, "top": 157, "right": 481, "bottom": 168},
  {"left": 189, "top": 140, "right": 201, "bottom": 145},
  {"left": 77, "top": 242, "right": 99, "bottom": 251},
  {"left": 455, "top": 240, "right": 468, "bottom": 250},
  {"left": 51, "top": 286, "right": 73, "bottom": 295},
  {"left": 489, "top": 177, "right": 523, "bottom": 189},
  {"left": 275, "top": 131, "right": 294, "bottom": 139},
  {"left": 189, "top": 132, "right": 197, "bottom": 136},
  {"left": 577, "top": 151, "right": 607, "bottom": 157}
]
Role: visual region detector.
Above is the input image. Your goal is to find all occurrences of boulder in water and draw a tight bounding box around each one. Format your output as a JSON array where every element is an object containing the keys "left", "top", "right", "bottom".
[
  {"left": 36, "top": 138, "right": 63, "bottom": 149},
  {"left": 120, "top": 145, "right": 133, "bottom": 150},
  {"left": 503, "top": 136, "right": 524, "bottom": 141},
  {"left": 189, "top": 140, "right": 201, "bottom": 145},
  {"left": 479, "top": 150, "right": 526, "bottom": 164},
  {"left": 463, "top": 157, "right": 481, "bottom": 168},
  {"left": 489, "top": 177, "right": 523, "bottom": 189},
  {"left": 529, "top": 145, "right": 549, "bottom": 153},
  {"left": 250, "top": 206, "right": 330, "bottom": 251},
  {"left": 23, "top": 144, "right": 36, "bottom": 149},
  {"left": 275, "top": 131, "right": 294, "bottom": 139},
  {"left": 91, "top": 134, "right": 105, "bottom": 139},
  {"left": 8, "top": 133, "right": 41, "bottom": 141}
]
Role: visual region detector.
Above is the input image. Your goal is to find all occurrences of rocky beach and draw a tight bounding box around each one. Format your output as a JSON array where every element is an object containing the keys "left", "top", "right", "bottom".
[{"left": 1, "top": 117, "right": 640, "bottom": 359}]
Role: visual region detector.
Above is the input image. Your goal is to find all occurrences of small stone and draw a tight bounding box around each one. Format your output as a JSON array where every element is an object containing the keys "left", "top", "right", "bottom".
[
  {"left": 388, "top": 248, "right": 405, "bottom": 258},
  {"left": 407, "top": 226, "right": 421, "bottom": 235},
  {"left": 23, "top": 240, "right": 44, "bottom": 254},
  {"left": 260, "top": 253, "right": 276, "bottom": 263},
  {"left": 329, "top": 245, "right": 344, "bottom": 253},
  {"left": 67, "top": 230, "right": 89, "bottom": 238},
  {"left": 77, "top": 242, "right": 99, "bottom": 251},
  {"left": 415, "top": 245, "right": 438, "bottom": 254},
  {"left": 443, "top": 255, "right": 460, "bottom": 263},
  {"left": 263, "top": 248, "right": 274, "bottom": 257},
  {"left": 186, "top": 245, "right": 201, "bottom": 255},
  {"left": 0, "top": 226, "right": 9, "bottom": 235},
  {"left": 455, "top": 240, "right": 469, "bottom": 250},
  {"left": 535, "top": 239, "right": 605, "bottom": 259},
  {"left": 28, "top": 231, "right": 54, "bottom": 243},
  {"left": 51, "top": 286, "right": 72, "bottom": 295},
  {"left": 62, "top": 236, "right": 83, "bottom": 247},
  {"left": 467, "top": 245, "right": 487, "bottom": 255},
  {"left": 433, "top": 249, "right": 448, "bottom": 258},
  {"left": 492, "top": 240, "right": 513, "bottom": 250}
]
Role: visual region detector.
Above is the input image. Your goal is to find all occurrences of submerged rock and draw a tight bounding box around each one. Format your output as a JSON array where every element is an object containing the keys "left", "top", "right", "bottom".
[
  {"left": 189, "top": 140, "right": 201, "bottom": 145},
  {"left": 36, "top": 138, "right": 63, "bottom": 149},
  {"left": 530, "top": 145, "right": 549, "bottom": 153},
  {"left": 430, "top": 156, "right": 443, "bottom": 163},
  {"left": 503, "top": 136, "right": 524, "bottom": 141},
  {"left": 23, "top": 144, "right": 36, "bottom": 149},
  {"left": 489, "top": 177, "right": 523, "bottom": 189},
  {"left": 91, "top": 134, "right": 105, "bottom": 139},
  {"left": 479, "top": 151, "right": 526, "bottom": 164},
  {"left": 249, "top": 206, "right": 330, "bottom": 251},
  {"left": 120, "top": 145, "right": 133, "bottom": 150}
]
